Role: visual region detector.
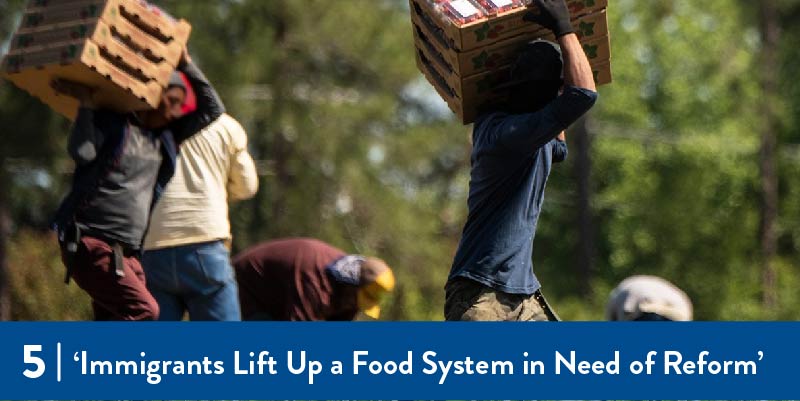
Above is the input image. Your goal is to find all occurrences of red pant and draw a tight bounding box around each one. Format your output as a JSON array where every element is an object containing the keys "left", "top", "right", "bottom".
[{"left": 62, "top": 236, "right": 159, "bottom": 321}]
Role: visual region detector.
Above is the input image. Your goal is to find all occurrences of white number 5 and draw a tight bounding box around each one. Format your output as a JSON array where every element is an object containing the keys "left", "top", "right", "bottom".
[{"left": 23, "top": 345, "right": 45, "bottom": 379}]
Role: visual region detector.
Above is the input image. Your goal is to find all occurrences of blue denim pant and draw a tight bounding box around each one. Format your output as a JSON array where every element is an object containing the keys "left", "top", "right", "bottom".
[{"left": 142, "top": 241, "right": 241, "bottom": 321}]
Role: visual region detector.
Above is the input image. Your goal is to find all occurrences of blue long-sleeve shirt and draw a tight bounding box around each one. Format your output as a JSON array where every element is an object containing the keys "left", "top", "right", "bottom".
[{"left": 449, "top": 86, "right": 598, "bottom": 295}]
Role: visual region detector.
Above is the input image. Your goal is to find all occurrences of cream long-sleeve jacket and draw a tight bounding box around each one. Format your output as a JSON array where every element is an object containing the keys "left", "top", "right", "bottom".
[{"left": 144, "top": 113, "right": 259, "bottom": 250}]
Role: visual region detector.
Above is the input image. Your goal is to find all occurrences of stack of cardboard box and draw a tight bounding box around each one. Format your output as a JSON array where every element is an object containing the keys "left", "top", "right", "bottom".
[
  {"left": 1, "top": 0, "right": 191, "bottom": 120},
  {"left": 410, "top": 0, "right": 611, "bottom": 124}
]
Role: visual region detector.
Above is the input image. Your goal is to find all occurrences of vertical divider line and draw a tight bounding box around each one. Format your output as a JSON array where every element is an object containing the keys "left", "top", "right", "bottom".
[{"left": 57, "top": 342, "right": 62, "bottom": 382}]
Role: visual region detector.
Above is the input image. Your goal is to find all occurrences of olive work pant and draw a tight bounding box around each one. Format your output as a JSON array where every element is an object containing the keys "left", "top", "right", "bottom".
[{"left": 444, "top": 278, "right": 560, "bottom": 322}]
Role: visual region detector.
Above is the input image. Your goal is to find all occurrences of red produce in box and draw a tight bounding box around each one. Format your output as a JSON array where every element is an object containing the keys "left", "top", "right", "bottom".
[
  {"left": 476, "top": 0, "right": 524, "bottom": 15},
  {"left": 435, "top": 0, "right": 485, "bottom": 26}
]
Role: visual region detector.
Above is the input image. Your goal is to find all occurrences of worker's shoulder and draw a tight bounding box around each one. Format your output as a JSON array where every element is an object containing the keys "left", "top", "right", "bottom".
[
  {"left": 183, "top": 113, "right": 248, "bottom": 151},
  {"left": 472, "top": 111, "right": 507, "bottom": 138},
  {"left": 234, "top": 238, "right": 343, "bottom": 266},
  {"left": 213, "top": 113, "right": 244, "bottom": 131},
  {"left": 199, "top": 113, "right": 246, "bottom": 140}
]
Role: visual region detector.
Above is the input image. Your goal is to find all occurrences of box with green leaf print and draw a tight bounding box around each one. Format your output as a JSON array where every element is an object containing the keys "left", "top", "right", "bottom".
[
  {"left": 415, "top": 32, "right": 612, "bottom": 124},
  {"left": 413, "top": 9, "right": 608, "bottom": 79},
  {"left": 410, "top": 0, "right": 611, "bottom": 124},
  {"left": 410, "top": 0, "right": 607, "bottom": 52}
]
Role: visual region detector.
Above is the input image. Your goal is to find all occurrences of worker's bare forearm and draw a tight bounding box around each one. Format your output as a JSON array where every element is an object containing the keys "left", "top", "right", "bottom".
[{"left": 558, "top": 33, "right": 596, "bottom": 92}]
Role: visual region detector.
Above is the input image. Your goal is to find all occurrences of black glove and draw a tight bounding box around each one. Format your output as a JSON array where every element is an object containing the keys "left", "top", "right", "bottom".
[{"left": 524, "top": 0, "right": 573, "bottom": 37}]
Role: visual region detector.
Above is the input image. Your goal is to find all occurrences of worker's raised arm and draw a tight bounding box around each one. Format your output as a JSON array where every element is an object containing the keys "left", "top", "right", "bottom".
[
  {"left": 559, "top": 33, "right": 596, "bottom": 92},
  {"left": 171, "top": 48, "right": 226, "bottom": 143},
  {"left": 525, "top": 0, "right": 596, "bottom": 92}
]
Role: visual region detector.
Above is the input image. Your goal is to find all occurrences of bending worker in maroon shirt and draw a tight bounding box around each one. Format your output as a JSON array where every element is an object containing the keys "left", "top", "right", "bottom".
[{"left": 232, "top": 238, "right": 395, "bottom": 321}]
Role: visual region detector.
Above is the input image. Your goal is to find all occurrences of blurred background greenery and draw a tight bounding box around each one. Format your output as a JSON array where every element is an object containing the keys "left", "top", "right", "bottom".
[{"left": 0, "top": 0, "right": 798, "bottom": 321}]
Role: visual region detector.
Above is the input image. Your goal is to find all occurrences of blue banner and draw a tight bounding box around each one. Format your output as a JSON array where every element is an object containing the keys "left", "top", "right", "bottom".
[{"left": 0, "top": 322, "right": 795, "bottom": 399}]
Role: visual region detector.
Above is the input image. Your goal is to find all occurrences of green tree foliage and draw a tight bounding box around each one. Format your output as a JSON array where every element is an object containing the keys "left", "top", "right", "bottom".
[
  {"left": 542, "top": 0, "right": 799, "bottom": 320},
  {"left": 152, "top": 0, "right": 468, "bottom": 320},
  {"left": 0, "top": 0, "right": 797, "bottom": 321}
]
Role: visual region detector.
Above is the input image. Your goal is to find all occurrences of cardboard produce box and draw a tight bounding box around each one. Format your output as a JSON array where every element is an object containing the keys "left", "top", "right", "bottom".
[
  {"left": 2, "top": 39, "right": 165, "bottom": 119},
  {"left": 412, "top": 9, "right": 609, "bottom": 81},
  {"left": 592, "top": 59, "right": 612, "bottom": 85},
  {"left": 20, "top": 0, "right": 191, "bottom": 47},
  {"left": 8, "top": 19, "right": 175, "bottom": 84},
  {"left": 416, "top": 50, "right": 507, "bottom": 124},
  {"left": 9, "top": 16, "right": 184, "bottom": 67},
  {"left": 410, "top": 0, "right": 607, "bottom": 52},
  {"left": 414, "top": 32, "right": 611, "bottom": 118},
  {"left": 416, "top": 40, "right": 612, "bottom": 124},
  {"left": 411, "top": 0, "right": 611, "bottom": 124},
  {"left": 1, "top": 0, "right": 192, "bottom": 120}
]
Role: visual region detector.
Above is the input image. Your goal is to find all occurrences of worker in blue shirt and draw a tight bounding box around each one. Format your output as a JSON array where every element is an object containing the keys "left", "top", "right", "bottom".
[{"left": 445, "top": 0, "right": 599, "bottom": 321}]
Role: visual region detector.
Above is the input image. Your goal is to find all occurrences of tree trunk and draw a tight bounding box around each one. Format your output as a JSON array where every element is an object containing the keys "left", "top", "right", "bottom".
[
  {"left": 248, "top": 4, "right": 290, "bottom": 242},
  {"left": 0, "top": 161, "right": 11, "bottom": 321},
  {"left": 758, "top": 0, "right": 780, "bottom": 308},
  {"left": 573, "top": 116, "right": 594, "bottom": 298}
]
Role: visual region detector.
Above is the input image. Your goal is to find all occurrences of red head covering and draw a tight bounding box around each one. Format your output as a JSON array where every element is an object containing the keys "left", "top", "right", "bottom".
[{"left": 179, "top": 72, "right": 197, "bottom": 114}]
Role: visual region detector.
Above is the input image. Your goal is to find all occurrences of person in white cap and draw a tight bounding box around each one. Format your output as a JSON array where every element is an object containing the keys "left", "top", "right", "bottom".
[{"left": 606, "top": 275, "right": 693, "bottom": 321}]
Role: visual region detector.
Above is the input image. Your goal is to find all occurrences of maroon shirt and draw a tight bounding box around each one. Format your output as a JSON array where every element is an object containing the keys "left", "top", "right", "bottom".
[{"left": 233, "top": 238, "right": 360, "bottom": 321}]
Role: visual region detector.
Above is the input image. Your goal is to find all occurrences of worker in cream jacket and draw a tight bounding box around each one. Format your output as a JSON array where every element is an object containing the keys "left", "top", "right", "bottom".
[{"left": 143, "top": 113, "right": 258, "bottom": 320}]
